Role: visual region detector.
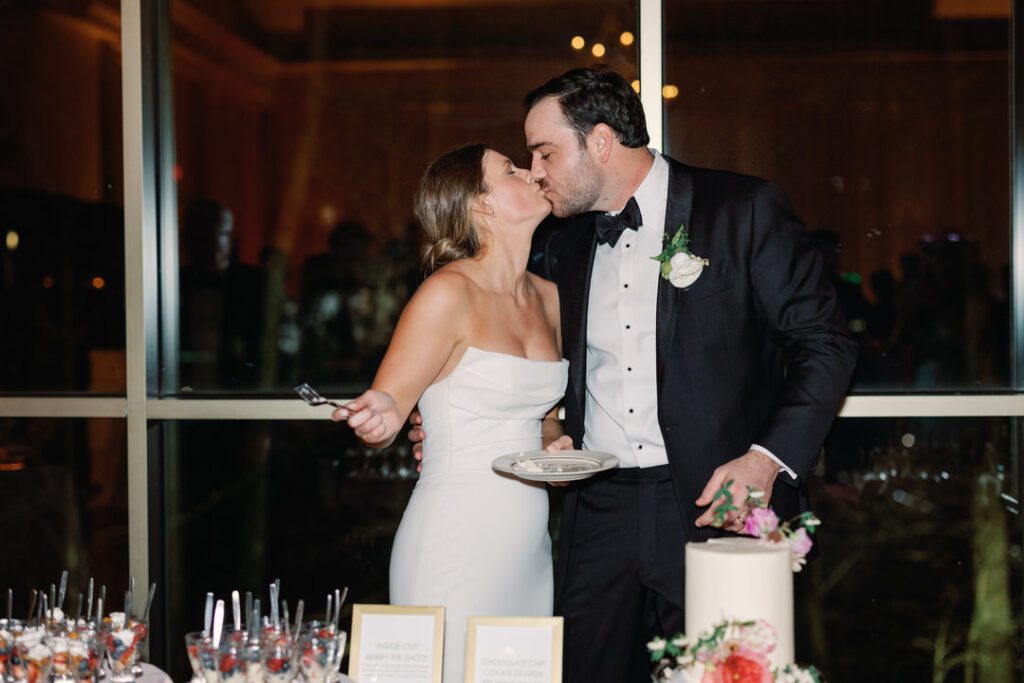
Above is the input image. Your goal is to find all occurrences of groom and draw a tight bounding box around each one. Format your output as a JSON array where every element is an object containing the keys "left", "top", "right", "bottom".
[{"left": 523, "top": 67, "right": 857, "bottom": 682}]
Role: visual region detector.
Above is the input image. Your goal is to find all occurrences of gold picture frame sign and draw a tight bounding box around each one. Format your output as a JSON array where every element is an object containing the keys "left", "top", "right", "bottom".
[
  {"left": 464, "top": 616, "right": 564, "bottom": 683},
  {"left": 348, "top": 604, "right": 445, "bottom": 683}
]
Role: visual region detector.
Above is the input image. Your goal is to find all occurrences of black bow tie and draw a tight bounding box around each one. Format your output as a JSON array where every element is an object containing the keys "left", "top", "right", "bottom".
[{"left": 594, "top": 197, "right": 643, "bottom": 247}]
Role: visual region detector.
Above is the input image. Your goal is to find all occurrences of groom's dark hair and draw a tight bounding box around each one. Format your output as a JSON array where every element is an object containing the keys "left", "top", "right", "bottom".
[{"left": 524, "top": 66, "right": 649, "bottom": 149}]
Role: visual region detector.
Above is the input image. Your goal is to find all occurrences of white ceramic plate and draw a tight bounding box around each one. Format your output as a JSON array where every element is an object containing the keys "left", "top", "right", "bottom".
[{"left": 492, "top": 450, "right": 619, "bottom": 482}]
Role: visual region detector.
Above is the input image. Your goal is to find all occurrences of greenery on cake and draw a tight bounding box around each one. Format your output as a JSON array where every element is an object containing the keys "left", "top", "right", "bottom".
[
  {"left": 647, "top": 618, "right": 823, "bottom": 682},
  {"left": 709, "top": 480, "right": 820, "bottom": 571}
]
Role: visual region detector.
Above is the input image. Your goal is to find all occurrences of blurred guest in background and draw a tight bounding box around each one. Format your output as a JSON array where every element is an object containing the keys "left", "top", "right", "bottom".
[
  {"left": 179, "top": 199, "right": 265, "bottom": 390},
  {"left": 298, "top": 219, "right": 369, "bottom": 385}
]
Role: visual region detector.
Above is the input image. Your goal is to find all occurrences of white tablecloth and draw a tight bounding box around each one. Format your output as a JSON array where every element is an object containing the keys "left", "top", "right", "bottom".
[
  {"left": 137, "top": 663, "right": 173, "bottom": 683},
  {"left": 136, "top": 662, "right": 356, "bottom": 683}
]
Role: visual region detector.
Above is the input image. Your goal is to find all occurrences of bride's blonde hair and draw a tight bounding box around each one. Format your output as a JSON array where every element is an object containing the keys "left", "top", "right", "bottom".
[{"left": 415, "top": 144, "right": 489, "bottom": 274}]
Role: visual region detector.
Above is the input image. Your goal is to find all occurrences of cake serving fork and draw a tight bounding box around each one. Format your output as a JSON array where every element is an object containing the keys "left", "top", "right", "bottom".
[{"left": 294, "top": 382, "right": 342, "bottom": 409}]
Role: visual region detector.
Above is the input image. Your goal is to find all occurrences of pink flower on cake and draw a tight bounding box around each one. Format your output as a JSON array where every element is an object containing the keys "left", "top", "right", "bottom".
[
  {"left": 738, "top": 620, "right": 776, "bottom": 656},
  {"left": 744, "top": 507, "right": 779, "bottom": 537},
  {"left": 788, "top": 528, "right": 813, "bottom": 572},
  {"left": 703, "top": 653, "right": 772, "bottom": 683},
  {"left": 648, "top": 617, "right": 823, "bottom": 682}
]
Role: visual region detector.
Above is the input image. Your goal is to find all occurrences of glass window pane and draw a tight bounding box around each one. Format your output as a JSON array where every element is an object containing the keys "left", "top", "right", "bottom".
[
  {"left": 158, "top": 420, "right": 419, "bottom": 681},
  {"left": 664, "top": 3, "right": 1011, "bottom": 391},
  {"left": 0, "top": 418, "right": 128, "bottom": 617},
  {"left": 156, "top": 417, "right": 1022, "bottom": 682},
  {"left": 807, "top": 417, "right": 1021, "bottom": 680},
  {"left": 0, "top": 2, "right": 126, "bottom": 394},
  {"left": 166, "top": 0, "right": 638, "bottom": 395}
]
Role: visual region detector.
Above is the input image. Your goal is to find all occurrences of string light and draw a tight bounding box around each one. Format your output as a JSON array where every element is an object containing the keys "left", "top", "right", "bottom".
[
  {"left": 571, "top": 35, "right": 585, "bottom": 50},
  {"left": 662, "top": 84, "right": 679, "bottom": 99},
  {"left": 91, "top": 276, "right": 106, "bottom": 290},
  {"left": 591, "top": 43, "right": 606, "bottom": 58},
  {"left": 631, "top": 80, "right": 641, "bottom": 94},
  {"left": 5, "top": 230, "right": 18, "bottom": 251},
  {"left": 619, "top": 31, "right": 635, "bottom": 46}
]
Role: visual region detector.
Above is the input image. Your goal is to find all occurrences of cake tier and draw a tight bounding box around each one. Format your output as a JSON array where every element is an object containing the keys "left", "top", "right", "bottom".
[{"left": 685, "top": 537, "right": 794, "bottom": 667}]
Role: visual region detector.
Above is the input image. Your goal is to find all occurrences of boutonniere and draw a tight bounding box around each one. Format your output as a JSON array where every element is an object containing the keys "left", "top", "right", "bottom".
[{"left": 651, "top": 224, "right": 709, "bottom": 288}]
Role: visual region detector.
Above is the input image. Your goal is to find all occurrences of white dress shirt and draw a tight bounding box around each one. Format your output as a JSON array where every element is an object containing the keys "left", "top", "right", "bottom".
[{"left": 582, "top": 152, "right": 795, "bottom": 478}]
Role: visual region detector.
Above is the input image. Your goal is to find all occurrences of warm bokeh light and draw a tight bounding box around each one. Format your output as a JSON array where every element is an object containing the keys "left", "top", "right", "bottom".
[
  {"left": 570, "top": 35, "right": 585, "bottom": 50},
  {"left": 91, "top": 276, "right": 106, "bottom": 290},
  {"left": 591, "top": 43, "right": 606, "bottom": 58},
  {"left": 320, "top": 204, "right": 338, "bottom": 226},
  {"left": 5, "top": 230, "right": 18, "bottom": 251},
  {"left": 662, "top": 84, "right": 680, "bottom": 99},
  {"left": 619, "top": 31, "right": 635, "bottom": 46},
  {"left": 631, "top": 80, "right": 641, "bottom": 93},
  {"left": 42, "top": 276, "right": 55, "bottom": 289}
]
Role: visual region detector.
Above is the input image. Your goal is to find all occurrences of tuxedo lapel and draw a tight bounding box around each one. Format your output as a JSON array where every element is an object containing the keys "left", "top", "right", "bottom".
[
  {"left": 562, "top": 223, "right": 598, "bottom": 420},
  {"left": 656, "top": 158, "right": 695, "bottom": 397}
]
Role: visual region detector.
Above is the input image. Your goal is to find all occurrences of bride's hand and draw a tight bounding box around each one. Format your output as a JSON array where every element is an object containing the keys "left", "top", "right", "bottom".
[{"left": 335, "top": 389, "right": 401, "bottom": 447}]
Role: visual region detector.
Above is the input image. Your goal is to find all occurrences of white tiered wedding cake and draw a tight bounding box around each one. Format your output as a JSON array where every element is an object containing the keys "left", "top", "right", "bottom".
[{"left": 648, "top": 492, "right": 822, "bottom": 682}]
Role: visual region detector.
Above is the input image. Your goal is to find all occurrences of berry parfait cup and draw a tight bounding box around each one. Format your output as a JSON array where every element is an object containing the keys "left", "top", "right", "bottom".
[
  {"left": 184, "top": 632, "right": 212, "bottom": 683},
  {"left": 67, "top": 626, "right": 101, "bottom": 683},
  {"left": 259, "top": 626, "right": 298, "bottom": 683},
  {"left": 13, "top": 634, "right": 52, "bottom": 683},
  {"left": 0, "top": 619, "right": 25, "bottom": 679},
  {"left": 44, "top": 637, "right": 73, "bottom": 683},
  {"left": 298, "top": 622, "right": 346, "bottom": 683},
  {"left": 100, "top": 614, "right": 143, "bottom": 683}
]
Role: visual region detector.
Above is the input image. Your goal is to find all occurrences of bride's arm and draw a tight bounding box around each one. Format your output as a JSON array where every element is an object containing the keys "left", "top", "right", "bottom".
[{"left": 334, "top": 271, "right": 469, "bottom": 448}]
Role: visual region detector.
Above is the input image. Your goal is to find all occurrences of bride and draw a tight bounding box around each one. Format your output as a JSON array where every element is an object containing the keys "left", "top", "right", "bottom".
[{"left": 333, "top": 144, "right": 570, "bottom": 682}]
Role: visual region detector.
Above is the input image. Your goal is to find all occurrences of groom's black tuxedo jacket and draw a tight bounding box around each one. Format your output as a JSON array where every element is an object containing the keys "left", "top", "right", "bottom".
[{"left": 529, "top": 157, "right": 857, "bottom": 591}]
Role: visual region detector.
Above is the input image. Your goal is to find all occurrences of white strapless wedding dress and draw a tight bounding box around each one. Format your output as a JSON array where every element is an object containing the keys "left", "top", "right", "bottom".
[{"left": 390, "top": 346, "right": 568, "bottom": 683}]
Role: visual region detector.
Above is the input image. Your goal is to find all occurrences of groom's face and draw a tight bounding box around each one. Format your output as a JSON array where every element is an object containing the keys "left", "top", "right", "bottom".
[{"left": 525, "top": 97, "right": 602, "bottom": 217}]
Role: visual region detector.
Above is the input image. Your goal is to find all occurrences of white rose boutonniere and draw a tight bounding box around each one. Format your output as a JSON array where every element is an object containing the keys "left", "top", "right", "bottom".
[
  {"left": 668, "top": 252, "right": 706, "bottom": 288},
  {"left": 652, "top": 224, "right": 709, "bottom": 288}
]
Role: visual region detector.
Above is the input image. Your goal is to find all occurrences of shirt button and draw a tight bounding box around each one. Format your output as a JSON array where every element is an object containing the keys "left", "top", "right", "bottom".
[
  {"left": 625, "top": 243, "right": 631, "bottom": 248},
  {"left": 625, "top": 324, "right": 631, "bottom": 330},
  {"left": 628, "top": 408, "right": 634, "bottom": 414},
  {"left": 627, "top": 367, "right": 632, "bottom": 372},
  {"left": 623, "top": 284, "right": 629, "bottom": 289},
  {"left": 638, "top": 444, "right": 644, "bottom": 450}
]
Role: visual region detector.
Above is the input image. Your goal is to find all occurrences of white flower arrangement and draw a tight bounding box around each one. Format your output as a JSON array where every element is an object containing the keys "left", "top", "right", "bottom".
[{"left": 652, "top": 224, "right": 708, "bottom": 288}]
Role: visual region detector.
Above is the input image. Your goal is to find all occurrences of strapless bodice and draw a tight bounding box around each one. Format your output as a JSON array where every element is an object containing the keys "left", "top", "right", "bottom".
[{"left": 416, "top": 346, "right": 569, "bottom": 477}]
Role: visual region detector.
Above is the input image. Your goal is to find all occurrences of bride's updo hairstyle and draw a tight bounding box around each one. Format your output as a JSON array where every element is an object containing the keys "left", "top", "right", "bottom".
[{"left": 415, "top": 143, "right": 489, "bottom": 274}]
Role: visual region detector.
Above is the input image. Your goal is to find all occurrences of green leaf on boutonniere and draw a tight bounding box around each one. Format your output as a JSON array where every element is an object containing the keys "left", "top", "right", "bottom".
[{"left": 651, "top": 224, "right": 694, "bottom": 276}]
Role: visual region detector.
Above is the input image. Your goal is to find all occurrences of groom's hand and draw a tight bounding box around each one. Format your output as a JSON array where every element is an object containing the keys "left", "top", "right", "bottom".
[
  {"left": 545, "top": 435, "right": 573, "bottom": 453},
  {"left": 694, "top": 450, "right": 781, "bottom": 532},
  {"left": 544, "top": 435, "right": 574, "bottom": 487}
]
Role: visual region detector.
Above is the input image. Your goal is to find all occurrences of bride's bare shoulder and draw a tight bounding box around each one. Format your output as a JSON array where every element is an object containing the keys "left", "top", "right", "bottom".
[{"left": 409, "top": 263, "right": 475, "bottom": 310}]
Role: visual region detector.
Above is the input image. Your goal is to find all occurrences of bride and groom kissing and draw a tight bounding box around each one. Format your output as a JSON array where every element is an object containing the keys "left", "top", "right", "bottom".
[{"left": 332, "top": 66, "right": 857, "bottom": 682}]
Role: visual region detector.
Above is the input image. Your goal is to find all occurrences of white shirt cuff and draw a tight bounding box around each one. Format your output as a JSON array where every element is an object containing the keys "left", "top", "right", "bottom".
[{"left": 750, "top": 444, "right": 797, "bottom": 481}]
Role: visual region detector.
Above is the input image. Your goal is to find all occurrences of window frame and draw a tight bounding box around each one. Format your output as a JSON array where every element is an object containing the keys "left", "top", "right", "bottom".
[{"left": 0, "top": 0, "right": 1020, "bottom": 662}]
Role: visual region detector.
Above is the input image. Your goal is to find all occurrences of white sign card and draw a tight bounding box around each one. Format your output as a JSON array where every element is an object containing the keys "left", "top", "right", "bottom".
[
  {"left": 464, "top": 617, "right": 563, "bottom": 683},
  {"left": 348, "top": 604, "right": 444, "bottom": 683}
]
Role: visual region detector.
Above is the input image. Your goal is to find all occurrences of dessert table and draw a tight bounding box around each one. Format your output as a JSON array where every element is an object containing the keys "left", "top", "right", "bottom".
[{"left": 137, "top": 662, "right": 356, "bottom": 683}]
